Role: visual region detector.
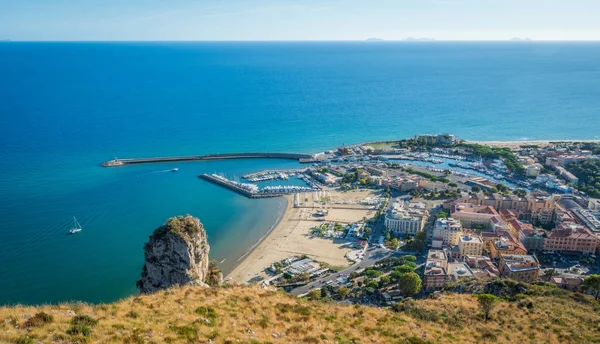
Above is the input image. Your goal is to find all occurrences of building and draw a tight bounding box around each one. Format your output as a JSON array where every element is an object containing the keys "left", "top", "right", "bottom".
[
  {"left": 526, "top": 165, "right": 541, "bottom": 177},
  {"left": 482, "top": 230, "right": 527, "bottom": 258},
  {"left": 500, "top": 209, "right": 547, "bottom": 251},
  {"left": 549, "top": 274, "right": 584, "bottom": 291},
  {"left": 432, "top": 217, "right": 463, "bottom": 247},
  {"left": 456, "top": 193, "right": 556, "bottom": 226},
  {"left": 451, "top": 203, "right": 507, "bottom": 231},
  {"left": 543, "top": 222, "right": 599, "bottom": 255},
  {"left": 572, "top": 208, "right": 600, "bottom": 234},
  {"left": 556, "top": 166, "right": 579, "bottom": 184},
  {"left": 366, "top": 166, "right": 387, "bottom": 177},
  {"left": 381, "top": 176, "right": 419, "bottom": 192},
  {"left": 447, "top": 262, "right": 475, "bottom": 282},
  {"left": 499, "top": 254, "right": 540, "bottom": 283},
  {"left": 423, "top": 250, "right": 448, "bottom": 291},
  {"left": 458, "top": 234, "right": 484, "bottom": 257},
  {"left": 519, "top": 227, "right": 547, "bottom": 251},
  {"left": 384, "top": 201, "right": 428, "bottom": 237},
  {"left": 465, "top": 255, "right": 500, "bottom": 278}
]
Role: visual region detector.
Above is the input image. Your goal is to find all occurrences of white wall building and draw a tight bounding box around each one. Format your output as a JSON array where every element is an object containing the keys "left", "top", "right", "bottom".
[{"left": 384, "top": 201, "right": 428, "bottom": 237}]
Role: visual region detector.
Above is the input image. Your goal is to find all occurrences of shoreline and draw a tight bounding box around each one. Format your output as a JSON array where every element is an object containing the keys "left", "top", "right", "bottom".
[{"left": 225, "top": 194, "right": 293, "bottom": 282}]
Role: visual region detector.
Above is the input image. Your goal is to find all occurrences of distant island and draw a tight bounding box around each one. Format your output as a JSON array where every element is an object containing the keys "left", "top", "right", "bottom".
[
  {"left": 365, "top": 37, "right": 385, "bottom": 42},
  {"left": 510, "top": 37, "right": 532, "bottom": 41}
]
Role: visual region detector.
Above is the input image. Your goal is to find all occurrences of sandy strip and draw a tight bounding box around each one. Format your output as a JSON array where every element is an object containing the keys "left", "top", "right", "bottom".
[
  {"left": 467, "top": 139, "right": 600, "bottom": 149},
  {"left": 226, "top": 190, "right": 377, "bottom": 284}
]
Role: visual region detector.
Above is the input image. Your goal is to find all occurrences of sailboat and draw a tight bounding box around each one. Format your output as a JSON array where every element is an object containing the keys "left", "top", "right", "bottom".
[{"left": 69, "top": 217, "right": 83, "bottom": 234}]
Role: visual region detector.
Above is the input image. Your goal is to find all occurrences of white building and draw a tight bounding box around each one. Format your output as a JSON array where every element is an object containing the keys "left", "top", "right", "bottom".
[
  {"left": 384, "top": 201, "right": 428, "bottom": 237},
  {"left": 432, "top": 218, "right": 463, "bottom": 247},
  {"left": 526, "top": 165, "right": 541, "bottom": 177}
]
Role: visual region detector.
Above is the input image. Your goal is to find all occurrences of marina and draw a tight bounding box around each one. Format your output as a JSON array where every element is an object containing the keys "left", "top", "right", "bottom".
[{"left": 199, "top": 173, "right": 315, "bottom": 198}]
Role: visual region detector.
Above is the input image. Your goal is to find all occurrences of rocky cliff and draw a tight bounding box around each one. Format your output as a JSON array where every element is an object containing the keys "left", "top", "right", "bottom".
[{"left": 137, "top": 215, "right": 211, "bottom": 293}]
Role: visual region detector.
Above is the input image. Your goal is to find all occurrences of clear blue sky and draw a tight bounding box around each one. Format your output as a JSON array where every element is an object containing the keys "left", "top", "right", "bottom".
[{"left": 1, "top": 0, "right": 599, "bottom": 41}]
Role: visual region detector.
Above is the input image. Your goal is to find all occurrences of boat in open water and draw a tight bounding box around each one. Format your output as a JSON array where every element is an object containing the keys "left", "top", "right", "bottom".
[{"left": 69, "top": 217, "right": 83, "bottom": 234}]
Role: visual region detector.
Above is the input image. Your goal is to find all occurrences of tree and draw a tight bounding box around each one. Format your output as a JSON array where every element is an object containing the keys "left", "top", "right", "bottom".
[
  {"left": 583, "top": 275, "right": 600, "bottom": 300},
  {"left": 395, "top": 264, "right": 414, "bottom": 274},
  {"left": 307, "top": 289, "right": 321, "bottom": 301},
  {"left": 390, "top": 270, "right": 404, "bottom": 281},
  {"left": 448, "top": 182, "right": 458, "bottom": 188},
  {"left": 477, "top": 294, "right": 499, "bottom": 321},
  {"left": 367, "top": 280, "right": 379, "bottom": 290},
  {"left": 390, "top": 238, "right": 400, "bottom": 250},
  {"left": 436, "top": 211, "right": 449, "bottom": 219},
  {"left": 398, "top": 272, "right": 422, "bottom": 296},
  {"left": 364, "top": 269, "right": 383, "bottom": 278},
  {"left": 403, "top": 255, "right": 417, "bottom": 262},
  {"left": 471, "top": 186, "right": 481, "bottom": 193},
  {"left": 543, "top": 269, "right": 558, "bottom": 278},
  {"left": 379, "top": 276, "right": 391, "bottom": 287}
]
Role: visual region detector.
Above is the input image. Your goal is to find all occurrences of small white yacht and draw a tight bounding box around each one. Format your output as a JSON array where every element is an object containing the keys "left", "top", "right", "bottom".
[
  {"left": 170, "top": 168, "right": 179, "bottom": 172},
  {"left": 69, "top": 217, "right": 82, "bottom": 234}
]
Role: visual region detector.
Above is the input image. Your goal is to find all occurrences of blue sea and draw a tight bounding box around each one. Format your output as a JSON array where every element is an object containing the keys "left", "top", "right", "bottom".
[{"left": 0, "top": 42, "right": 599, "bottom": 305}]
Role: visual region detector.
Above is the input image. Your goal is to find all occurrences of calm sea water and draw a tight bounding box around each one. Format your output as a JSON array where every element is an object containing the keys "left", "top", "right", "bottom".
[{"left": 0, "top": 42, "right": 599, "bottom": 305}]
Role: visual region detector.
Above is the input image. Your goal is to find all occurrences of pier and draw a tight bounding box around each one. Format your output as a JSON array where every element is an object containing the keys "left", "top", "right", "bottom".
[
  {"left": 198, "top": 174, "right": 286, "bottom": 198},
  {"left": 101, "top": 152, "right": 316, "bottom": 167}
]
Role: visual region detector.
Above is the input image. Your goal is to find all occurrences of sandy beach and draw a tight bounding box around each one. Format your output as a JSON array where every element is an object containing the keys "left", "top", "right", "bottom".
[
  {"left": 468, "top": 139, "right": 600, "bottom": 149},
  {"left": 226, "top": 189, "right": 379, "bottom": 284}
]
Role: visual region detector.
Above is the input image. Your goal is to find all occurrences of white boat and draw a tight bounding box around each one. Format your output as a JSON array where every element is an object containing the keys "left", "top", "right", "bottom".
[
  {"left": 69, "top": 217, "right": 82, "bottom": 234},
  {"left": 170, "top": 168, "right": 179, "bottom": 172}
]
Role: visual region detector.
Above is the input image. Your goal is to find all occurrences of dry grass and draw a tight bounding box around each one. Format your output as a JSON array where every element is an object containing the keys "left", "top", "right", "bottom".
[{"left": 1, "top": 284, "right": 600, "bottom": 343}]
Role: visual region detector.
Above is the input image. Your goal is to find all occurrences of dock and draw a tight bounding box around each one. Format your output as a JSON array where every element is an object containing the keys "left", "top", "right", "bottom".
[
  {"left": 198, "top": 174, "right": 287, "bottom": 198},
  {"left": 101, "top": 152, "right": 316, "bottom": 167}
]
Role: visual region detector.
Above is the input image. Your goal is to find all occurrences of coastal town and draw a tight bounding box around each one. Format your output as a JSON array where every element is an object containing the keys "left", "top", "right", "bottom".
[{"left": 216, "top": 134, "right": 600, "bottom": 305}]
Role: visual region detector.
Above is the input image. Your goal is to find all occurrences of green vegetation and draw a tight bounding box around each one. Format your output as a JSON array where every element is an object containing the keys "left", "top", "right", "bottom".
[
  {"left": 364, "top": 269, "right": 383, "bottom": 278},
  {"left": 153, "top": 215, "right": 204, "bottom": 240},
  {"left": 405, "top": 168, "right": 448, "bottom": 183},
  {"left": 398, "top": 272, "right": 422, "bottom": 296},
  {"left": 457, "top": 143, "right": 526, "bottom": 175},
  {"left": 477, "top": 294, "right": 499, "bottom": 322},
  {"left": 583, "top": 275, "right": 600, "bottom": 300},
  {"left": 566, "top": 160, "right": 600, "bottom": 197},
  {"left": 23, "top": 312, "right": 53, "bottom": 328}
]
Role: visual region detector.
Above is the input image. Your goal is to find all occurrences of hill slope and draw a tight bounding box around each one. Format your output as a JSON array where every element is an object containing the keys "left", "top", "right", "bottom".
[{"left": 2, "top": 282, "right": 600, "bottom": 344}]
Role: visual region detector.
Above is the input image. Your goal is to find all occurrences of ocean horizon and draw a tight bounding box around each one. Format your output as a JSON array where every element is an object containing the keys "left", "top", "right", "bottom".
[{"left": 1, "top": 41, "right": 599, "bottom": 305}]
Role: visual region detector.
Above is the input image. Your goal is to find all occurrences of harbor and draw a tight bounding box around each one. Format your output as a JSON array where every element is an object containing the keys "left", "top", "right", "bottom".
[{"left": 199, "top": 173, "right": 315, "bottom": 198}]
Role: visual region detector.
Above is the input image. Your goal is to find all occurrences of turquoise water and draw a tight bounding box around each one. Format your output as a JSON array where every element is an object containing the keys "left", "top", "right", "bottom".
[{"left": 0, "top": 42, "right": 599, "bottom": 305}]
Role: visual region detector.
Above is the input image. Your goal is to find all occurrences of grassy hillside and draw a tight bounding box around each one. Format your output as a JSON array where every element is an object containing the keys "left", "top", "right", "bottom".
[{"left": 2, "top": 282, "right": 600, "bottom": 344}]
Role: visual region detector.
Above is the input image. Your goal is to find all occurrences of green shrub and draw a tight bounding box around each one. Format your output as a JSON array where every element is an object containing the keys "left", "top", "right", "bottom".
[
  {"left": 171, "top": 325, "right": 198, "bottom": 340},
  {"left": 67, "top": 324, "right": 92, "bottom": 337},
  {"left": 71, "top": 315, "right": 98, "bottom": 327},
  {"left": 195, "top": 306, "right": 218, "bottom": 321},
  {"left": 24, "top": 312, "right": 53, "bottom": 328}
]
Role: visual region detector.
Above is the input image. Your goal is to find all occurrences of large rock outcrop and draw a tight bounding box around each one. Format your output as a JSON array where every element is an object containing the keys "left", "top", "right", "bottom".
[{"left": 137, "top": 215, "right": 211, "bottom": 294}]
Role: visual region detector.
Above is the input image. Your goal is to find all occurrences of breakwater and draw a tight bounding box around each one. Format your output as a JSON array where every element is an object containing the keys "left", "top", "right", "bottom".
[
  {"left": 102, "top": 152, "right": 315, "bottom": 167},
  {"left": 198, "top": 174, "right": 286, "bottom": 198}
]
